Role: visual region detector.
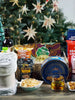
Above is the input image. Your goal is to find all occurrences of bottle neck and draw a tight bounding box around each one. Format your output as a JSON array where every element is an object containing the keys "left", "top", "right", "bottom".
[
  {"left": 4, "top": 28, "right": 10, "bottom": 37},
  {"left": 5, "top": 37, "right": 9, "bottom": 39}
]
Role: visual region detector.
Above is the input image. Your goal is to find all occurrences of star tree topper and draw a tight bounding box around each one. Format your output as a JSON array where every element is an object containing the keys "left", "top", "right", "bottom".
[
  {"left": 21, "top": 4, "right": 29, "bottom": 14},
  {"left": 23, "top": 25, "right": 37, "bottom": 40},
  {"left": 10, "top": 0, "right": 19, "bottom": 6},
  {"left": 42, "top": 16, "right": 56, "bottom": 29},
  {"left": 32, "top": 1, "right": 45, "bottom": 13}
]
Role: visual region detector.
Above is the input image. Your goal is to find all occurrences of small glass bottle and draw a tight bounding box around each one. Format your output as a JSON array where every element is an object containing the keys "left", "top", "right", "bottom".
[{"left": 3, "top": 28, "right": 13, "bottom": 47}]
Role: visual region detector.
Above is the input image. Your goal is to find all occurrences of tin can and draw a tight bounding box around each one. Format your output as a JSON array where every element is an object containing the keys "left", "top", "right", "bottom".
[{"left": 41, "top": 56, "right": 69, "bottom": 84}]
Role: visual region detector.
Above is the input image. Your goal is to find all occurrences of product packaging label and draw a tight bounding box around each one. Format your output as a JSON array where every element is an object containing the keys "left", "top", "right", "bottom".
[
  {"left": 71, "top": 55, "right": 75, "bottom": 73},
  {"left": 66, "top": 40, "right": 75, "bottom": 79}
]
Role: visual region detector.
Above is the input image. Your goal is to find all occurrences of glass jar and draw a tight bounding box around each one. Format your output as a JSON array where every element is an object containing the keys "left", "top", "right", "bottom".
[{"left": 51, "top": 74, "right": 65, "bottom": 91}]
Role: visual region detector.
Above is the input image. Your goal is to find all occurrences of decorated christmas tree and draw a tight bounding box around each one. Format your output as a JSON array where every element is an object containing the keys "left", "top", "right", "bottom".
[{"left": 0, "top": 0, "right": 75, "bottom": 50}]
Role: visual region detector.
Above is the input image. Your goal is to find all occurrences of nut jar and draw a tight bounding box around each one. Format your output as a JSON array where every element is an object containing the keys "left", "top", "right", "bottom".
[{"left": 51, "top": 74, "right": 65, "bottom": 91}]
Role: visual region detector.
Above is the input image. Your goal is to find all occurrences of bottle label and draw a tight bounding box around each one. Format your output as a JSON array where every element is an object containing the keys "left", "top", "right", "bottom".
[{"left": 2, "top": 47, "right": 8, "bottom": 52}]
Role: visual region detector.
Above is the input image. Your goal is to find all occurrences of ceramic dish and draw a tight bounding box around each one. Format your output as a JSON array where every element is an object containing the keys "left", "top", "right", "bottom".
[
  {"left": 18, "top": 78, "right": 43, "bottom": 91},
  {"left": 67, "top": 81, "right": 75, "bottom": 91}
]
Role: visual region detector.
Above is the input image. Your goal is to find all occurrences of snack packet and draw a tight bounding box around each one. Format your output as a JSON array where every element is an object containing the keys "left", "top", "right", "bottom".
[{"left": 14, "top": 45, "right": 33, "bottom": 59}]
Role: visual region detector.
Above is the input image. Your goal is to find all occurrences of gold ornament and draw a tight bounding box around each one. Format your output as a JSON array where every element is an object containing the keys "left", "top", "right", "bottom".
[
  {"left": 32, "top": 15, "right": 34, "bottom": 17},
  {"left": 10, "top": 27, "right": 14, "bottom": 31},
  {"left": 56, "top": 40, "right": 58, "bottom": 42},
  {"left": 42, "top": 16, "right": 56, "bottom": 29},
  {"left": 32, "top": 21, "right": 35, "bottom": 24},
  {"left": 23, "top": 25, "right": 37, "bottom": 40},
  {"left": 16, "top": 30, "right": 19, "bottom": 35},
  {"left": 32, "top": 2, "right": 45, "bottom": 13},
  {"left": 2, "top": 22, "right": 4, "bottom": 24},
  {"left": 10, "top": 0, "right": 19, "bottom": 6},
  {"left": 9, "top": 15, "right": 13, "bottom": 18},
  {"left": 60, "top": 29, "right": 63, "bottom": 31},
  {"left": 62, "top": 32, "right": 64, "bottom": 35},
  {"left": 17, "top": 14, "right": 22, "bottom": 23},
  {"left": 21, "top": 4, "right": 29, "bottom": 14}
]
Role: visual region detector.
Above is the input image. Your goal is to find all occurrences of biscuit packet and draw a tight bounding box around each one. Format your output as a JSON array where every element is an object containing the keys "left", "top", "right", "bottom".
[
  {"left": 14, "top": 45, "right": 33, "bottom": 59},
  {"left": 16, "top": 58, "right": 33, "bottom": 81}
]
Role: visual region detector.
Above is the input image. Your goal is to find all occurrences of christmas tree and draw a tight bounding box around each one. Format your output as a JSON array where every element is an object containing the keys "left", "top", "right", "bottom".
[
  {"left": 0, "top": 0, "right": 75, "bottom": 50},
  {"left": 0, "top": 15, "right": 5, "bottom": 51}
]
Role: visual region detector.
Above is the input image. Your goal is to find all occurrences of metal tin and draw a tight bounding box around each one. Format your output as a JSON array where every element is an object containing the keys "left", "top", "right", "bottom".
[{"left": 41, "top": 56, "right": 69, "bottom": 84}]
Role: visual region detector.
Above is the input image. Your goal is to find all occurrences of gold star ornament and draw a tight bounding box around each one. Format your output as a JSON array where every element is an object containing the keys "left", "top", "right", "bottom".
[
  {"left": 10, "top": 0, "right": 19, "bottom": 6},
  {"left": 42, "top": 16, "right": 56, "bottom": 29},
  {"left": 23, "top": 25, "right": 37, "bottom": 40},
  {"left": 32, "top": 2, "right": 45, "bottom": 13},
  {"left": 21, "top": 4, "right": 29, "bottom": 14}
]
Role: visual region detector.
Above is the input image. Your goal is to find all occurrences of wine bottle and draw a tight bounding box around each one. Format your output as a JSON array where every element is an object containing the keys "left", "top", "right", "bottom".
[{"left": 2, "top": 28, "right": 13, "bottom": 52}]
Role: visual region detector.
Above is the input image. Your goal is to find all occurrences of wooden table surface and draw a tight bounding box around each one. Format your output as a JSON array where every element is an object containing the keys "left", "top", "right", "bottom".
[{"left": 0, "top": 84, "right": 75, "bottom": 100}]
